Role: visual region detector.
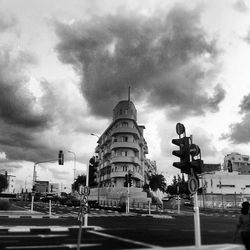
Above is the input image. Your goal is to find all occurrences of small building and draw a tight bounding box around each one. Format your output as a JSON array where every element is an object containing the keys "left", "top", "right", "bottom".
[
  {"left": 201, "top": 171, "right": 250, "bottom": 194},
  {"left": 34, "top": 181, "right": 49, "bottom": 193},
  {"left": 223, "top": 152, "right": 250, "bottom": 174}
]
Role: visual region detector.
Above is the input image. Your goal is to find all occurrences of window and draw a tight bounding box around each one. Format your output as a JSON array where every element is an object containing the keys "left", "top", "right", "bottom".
[
  {"left": 217, "top": 184, "right": 235, "bottom": 188},
  {"left": 122, "top": 122, "right": 128, "bottom": 127},
  {"left": 125, "top": 109, "right": 128, "bottom": 115},
  {"left": 122, "top": 151, "right": 128, "bottom": 156},
  {"left": 122, "top": 136, "right": 128, "bottom": 142},
  {"left": 119, "top": 109, "right": 122, "bottom": 115},
  {"left": 123, "top": 165, "right": 127, "bottom": 172}
]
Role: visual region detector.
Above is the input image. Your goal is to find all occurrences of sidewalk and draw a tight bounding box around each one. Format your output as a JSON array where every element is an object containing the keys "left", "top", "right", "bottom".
[{"left": 0, "top": 210, "right": 58, "bottom": 218}]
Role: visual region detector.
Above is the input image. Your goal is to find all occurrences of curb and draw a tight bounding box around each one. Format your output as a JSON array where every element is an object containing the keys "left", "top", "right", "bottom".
[{"left": 0, "top": 225, "right": 103, "bottom": 233}]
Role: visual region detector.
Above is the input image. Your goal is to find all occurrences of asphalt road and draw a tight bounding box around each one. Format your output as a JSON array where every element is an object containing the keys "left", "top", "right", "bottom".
[{"left": 0, "top": 202, "right": 243, "bottom": 249}]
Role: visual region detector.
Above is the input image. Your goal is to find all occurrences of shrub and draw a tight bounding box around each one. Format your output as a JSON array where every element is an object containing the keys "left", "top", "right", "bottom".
[{"left": 0, "top": 199, "right": 11, "bottom": 210}]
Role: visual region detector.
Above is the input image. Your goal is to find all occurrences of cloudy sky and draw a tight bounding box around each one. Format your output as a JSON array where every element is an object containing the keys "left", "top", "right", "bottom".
[{"left": 1, "top": 0, "right": 250, "bottom": 191}]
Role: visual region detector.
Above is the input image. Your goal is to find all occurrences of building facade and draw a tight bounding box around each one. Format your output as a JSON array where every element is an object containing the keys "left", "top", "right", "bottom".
[
  {"left": 94, "top": 99, "right": 155, "bottom": 188},
  {"left": 201, "top": 172, "right": 250, "bottom": 194},
  {"left": 223, "top": 152, "right": 250, "bottom": 174}
]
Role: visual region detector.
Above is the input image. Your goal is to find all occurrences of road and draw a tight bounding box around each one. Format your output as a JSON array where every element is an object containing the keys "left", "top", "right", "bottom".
[{"left": 0, "top": 201, "right": 244, "bottom": 249}]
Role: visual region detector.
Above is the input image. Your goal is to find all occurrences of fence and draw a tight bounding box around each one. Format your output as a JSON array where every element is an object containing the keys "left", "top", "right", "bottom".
[{"left": 198, "top": 193, "right": 250, "bottom": 210}]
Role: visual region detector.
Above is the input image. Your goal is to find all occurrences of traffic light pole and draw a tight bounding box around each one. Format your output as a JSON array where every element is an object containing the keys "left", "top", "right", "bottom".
[
  {"left": 31, "top": 159, "right": 57, "bottom": 213},
  {"left": 193, "top": 192, "right": 201, "bottom": 248},
  {"left": 127, "top": 182, "right": 130, "bottom": 214}
]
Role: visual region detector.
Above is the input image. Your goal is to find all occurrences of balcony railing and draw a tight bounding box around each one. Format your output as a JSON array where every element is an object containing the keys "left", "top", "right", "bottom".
[
  {"left": 111, "top": 156, "right": 140, "bottom": 165},
  {"left": 111, "top": 127, "right": 140, "bottom": 138},
  {"left": 110, "top": 142, "right": 140, "bottom": 151}
]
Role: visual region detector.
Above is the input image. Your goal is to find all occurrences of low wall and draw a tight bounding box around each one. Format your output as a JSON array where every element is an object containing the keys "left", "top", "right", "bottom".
[
  {"left": 198, "top": 193, "right": 250, "bottom": 209},
  {"left": 88, "top": 187, "right": 151, "bottom": 204}
]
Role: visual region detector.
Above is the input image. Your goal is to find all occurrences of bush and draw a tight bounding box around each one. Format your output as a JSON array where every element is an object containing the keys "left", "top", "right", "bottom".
[{"left": 0, "top": 199, "right": 11, "bottom": 210}]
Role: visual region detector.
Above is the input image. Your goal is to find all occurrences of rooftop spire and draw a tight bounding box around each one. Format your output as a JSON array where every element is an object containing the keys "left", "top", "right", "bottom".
[{"left": 128, "top": 86, "right": 131, "bottom": 101}]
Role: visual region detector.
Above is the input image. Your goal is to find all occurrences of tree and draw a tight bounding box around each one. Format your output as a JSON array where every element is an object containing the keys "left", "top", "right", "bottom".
[
  {"left": 0, "top": 174, "right": 8, "bottom": 193},
  {"left": 148, "top": 174, "right": 167, "bottom": 192},
  {"left": 72, "top": 174, "right": 86, "bottom": 191},
  {"left": 166, "top": 174, "right": 190, "bottom": 197}
]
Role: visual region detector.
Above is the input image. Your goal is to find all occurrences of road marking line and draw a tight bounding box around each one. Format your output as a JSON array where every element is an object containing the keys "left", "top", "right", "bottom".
[
  {"left": 5, "top": 243, "right": 101, "bottom": 249},
  {"left": 38, "top": 234, "right": 68, "bottom": 238},
  {"left": 89, "top": 230, "right": 164, "bottom": 249}
]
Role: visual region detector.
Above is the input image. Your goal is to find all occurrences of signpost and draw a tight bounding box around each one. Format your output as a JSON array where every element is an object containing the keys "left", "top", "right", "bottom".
[
  {"left": 188, "top": 175, "right": 199, "bottom": 194},
  {"left": 77, "top": 162, "right": 90, "bottom": 250},
  {"left": 172, "top": 124, "right": 202, "bottom": 248}
]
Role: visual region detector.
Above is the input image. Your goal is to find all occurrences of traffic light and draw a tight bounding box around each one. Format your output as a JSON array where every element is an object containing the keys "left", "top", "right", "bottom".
[
  {"left": 128, "top": 172, "right": 132, "bottom": 187},
  {"left": 89, "top": 156, "right": 98, "bottom": 187},
  {"left": 172, "top": 136, "right": 191, "bottom": 174},
  {"left": 189, "top": 144, "right": 203, "bottom": 174},
  {"left": 124, "top": 172, "right": 132, "bottom": 187},
  {"left": 190, "top": 159, "right": 203, "bottom": 174},
  {"left": 58, "top": 150, "right": 64, "bottom": 165}
]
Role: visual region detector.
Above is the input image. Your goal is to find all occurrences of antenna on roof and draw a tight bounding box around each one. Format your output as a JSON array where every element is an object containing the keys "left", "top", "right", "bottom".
[{"left": 128, "top": 86, "right": 131, "bottom": 101}]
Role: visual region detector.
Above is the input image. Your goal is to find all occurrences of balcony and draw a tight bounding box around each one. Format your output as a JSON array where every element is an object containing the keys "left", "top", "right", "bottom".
[
  {"left": 131, "top": 171, "right": 143, "bottom": 181},
  {"left": 111, "top": 127, "right": 140, "bottom": 138},
  {"left": 111, "top": 156, "right": 140, "bottom": 165},
  {"left": 111, "top": 142, "right": 140, "bottom": 151},
  {"left": 110, "top": 171, "right": 143, "bottom": 180},
  {"left": 110, "top": 171, "right": 127, "bottom": 178},
  {"left": 104, "top": 161, "right": 111, "bottom": 167},
  {"left": 103, "top": 148, "right": 111, "bottom": 156}
]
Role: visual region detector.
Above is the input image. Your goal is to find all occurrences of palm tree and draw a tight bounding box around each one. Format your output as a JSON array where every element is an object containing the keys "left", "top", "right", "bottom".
[
  {"left": 72, "top": 174, "right": 86, "bottom": 191},
  {"left": 149, "top": 174, "right": 167, "bottom": 192}
]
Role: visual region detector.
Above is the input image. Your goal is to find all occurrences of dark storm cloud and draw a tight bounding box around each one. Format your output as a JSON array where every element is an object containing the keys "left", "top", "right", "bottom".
[
  {"left": 0, "top": 49, "right": 48, "bottom": 128},
  {"left": 222, "top": 93, "right": 250, "bottom": 144},
  {"left": 55, "top": 5, "right": 224, "bottom": 119},
  {"left": 221, "top": 114, "right": 250, "bottom": 143},
  {"left": 239, "top": 93, "right": 250, "bottom": 113},
  {"left": 0, "top": 47, "right": 53, "bottom": 162}
]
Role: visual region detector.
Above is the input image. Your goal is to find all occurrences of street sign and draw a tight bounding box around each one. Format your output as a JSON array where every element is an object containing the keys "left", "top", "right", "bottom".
[
  {"left": 176, "top": 123, "right": 185, "bottom": 135},
  {"left": 79, "top": 185, "right": 90, "bottom": 195},
  {"left": 188, "top": 175, "right": 199, "bottom": 194},
  {"left": 83, "top": 186, "right": 90, "bottom": 195}
]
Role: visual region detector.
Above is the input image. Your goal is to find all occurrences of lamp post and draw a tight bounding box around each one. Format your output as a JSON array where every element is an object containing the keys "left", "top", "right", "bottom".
[{"left": 68, "top": 150, "right": 77, "bottom": 182}]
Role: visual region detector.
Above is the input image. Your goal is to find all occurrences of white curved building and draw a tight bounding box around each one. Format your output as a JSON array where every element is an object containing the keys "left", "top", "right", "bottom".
[{"left": 94, "top": 99, "right": 155, "bottom": 188}]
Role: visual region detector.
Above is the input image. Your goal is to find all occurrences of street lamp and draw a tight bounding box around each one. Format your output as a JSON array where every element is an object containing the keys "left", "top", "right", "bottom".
[{"left": 68, "top": 150, "right": 77, "bottom": 181}]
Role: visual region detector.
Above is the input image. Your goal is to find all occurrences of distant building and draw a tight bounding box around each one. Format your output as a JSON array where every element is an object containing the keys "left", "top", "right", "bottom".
[
  {"left": 35, "top": 181, "right": 49, "bottom": 193},
  {"left": 224, "top": 152, "right": 250, "bottom": 174},
  {"left": 202, "top": 172, "right": 250, "bottom": 194},
  {"left": 93, "top": 98, "right": 156, "bottom": 188},
  {"left": 49, "top": 182, "right": 60, "bottom": 194},
  {"left": 0, "top": 170, "right": 16, "bottom": 194}
]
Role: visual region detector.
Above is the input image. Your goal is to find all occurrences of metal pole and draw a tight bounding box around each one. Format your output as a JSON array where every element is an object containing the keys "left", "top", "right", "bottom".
[
  {"left": 49, "top": 199, "right": 52, "bottom": 217},
  {"left": 177, "top": 186, "right": 180, "bottom": 214},
  {"left": 84, "top": 162, "right": 89, "bottom": 227},
  {"left": 77, "top": 219, "right": 83, "bottom": 250},
  {"left": 148, "top": 200, "right": 151, "bottom": 215},
  {"left": 68, "top": 151, "right": 77, "bottom": 182},
  {"left": 31, "top": 196, "right": 34, "bottom": 213},
  {"left": 193, "top": 192, "right": 201, "bottom": 248},
  {"left": 127, "top": 184, "right": 130, "bottom": 214}
]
